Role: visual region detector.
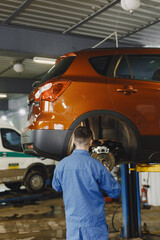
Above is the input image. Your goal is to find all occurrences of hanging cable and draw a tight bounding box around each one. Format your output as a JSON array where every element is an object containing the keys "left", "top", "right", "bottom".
[{"left": 112, "top": 205, "right": 121, "bottom": 232}]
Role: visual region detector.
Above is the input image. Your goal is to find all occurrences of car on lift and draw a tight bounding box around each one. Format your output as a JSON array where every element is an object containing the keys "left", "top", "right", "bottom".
[
  {"left": 21, "top": 48, "right": 160, "bottom": 169},
  {"left": 0, "top": 120, "right": 55, "bottom": 193}
]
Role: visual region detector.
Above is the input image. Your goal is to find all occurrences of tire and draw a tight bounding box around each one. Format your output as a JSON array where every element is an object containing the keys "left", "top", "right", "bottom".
[
  {"left": 4, "top": 182, "right": 21, "bottom": 191},
  {"left": 25, "top": 170, "right": 46, "bottom": 193}
]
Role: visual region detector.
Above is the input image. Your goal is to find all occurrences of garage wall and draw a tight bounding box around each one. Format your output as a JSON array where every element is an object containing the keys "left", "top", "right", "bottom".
[
  {"left": 139, "top": 172, "right": 160, "bottom": 206},
  {"left": 7, "top": 113, "right": 27, "bottom": 132},
  {"left": 5, "top": 96, "right": 28, "bottom": 131}
]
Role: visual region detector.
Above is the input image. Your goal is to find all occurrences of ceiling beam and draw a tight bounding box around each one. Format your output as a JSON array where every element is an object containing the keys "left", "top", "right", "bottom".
[
  {"left": 0, "top": 24, "right": 104, "bottom": 57},
  {"left": 3, "top": 0, "right": 33, "bottom": 24},
  {"left": 0, "top": 77, "right": 35, "bottom": 94},
  {"left": 119, "top": 18, "right": 160, "bottom": 41},
  {"left": 0, "top": 24, "right": 138, "bottom": 59},
  {"left": 63, "top": 0, "right": 120, "bottom": 34}
]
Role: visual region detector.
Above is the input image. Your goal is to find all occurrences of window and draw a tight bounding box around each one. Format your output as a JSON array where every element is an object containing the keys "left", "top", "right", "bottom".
[
  {"left": 115, "top": 56, "right": 132, "bottom": 79},
  {"left": 1, "top": 128, "right": 23, "bottom": 152},
  {"left": 41, "top": 56, "right": 76, "bottom": 84},
  {"left": 89, "top": 55, "right": 112, "bottom": 76},
  {"left": 128, "top": 55, "right": 160, "bottom": 81}
]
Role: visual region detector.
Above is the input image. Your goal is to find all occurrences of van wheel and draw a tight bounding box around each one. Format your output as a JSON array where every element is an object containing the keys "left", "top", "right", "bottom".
[
  {"left": 25, "top": 171, "right": 46, "bottom": 193},
  {"left": 5, "top": 182, "right": 21, "bottom": 191}
]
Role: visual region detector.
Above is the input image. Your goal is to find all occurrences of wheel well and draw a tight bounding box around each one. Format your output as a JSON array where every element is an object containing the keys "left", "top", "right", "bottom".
[
  {"left": 67, "top": 110, "right": 141, "bottom": 161},
  {"left": 25, "top": 164, "right": 48, "bottom": 180}
]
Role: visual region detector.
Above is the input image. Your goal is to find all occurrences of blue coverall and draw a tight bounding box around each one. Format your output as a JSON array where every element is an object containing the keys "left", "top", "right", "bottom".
[{"left": 52, "top": 149, "right": 121, "bottom": 240}]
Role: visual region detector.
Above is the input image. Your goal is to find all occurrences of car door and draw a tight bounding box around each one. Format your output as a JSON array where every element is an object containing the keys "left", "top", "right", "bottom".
[{"left": 107, "top": 54, "right": 160, "bottom": 150}]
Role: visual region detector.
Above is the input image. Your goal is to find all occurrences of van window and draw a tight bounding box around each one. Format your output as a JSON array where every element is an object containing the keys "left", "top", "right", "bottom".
[
  {"left": 41, "top": 56, "right": 76, "bottom": 84},
  {"left": 115, "top": 56, "right": 132, "bottom": 79},
  {"left": 89, "top": 56, "right": 112, "bottom": 76},
  {"left": 1, "top": 129, "right": 23, "bottom": 152},
  {"left": 128, "top": 55, "right": 160, "bottom": 81}
]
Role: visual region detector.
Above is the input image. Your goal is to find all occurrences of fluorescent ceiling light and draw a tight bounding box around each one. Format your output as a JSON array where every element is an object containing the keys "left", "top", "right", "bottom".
[
  {"left": 0, "top": 94, "right": 7, "bottom": 98},
  {"left": 33, "top": 57, "right": 56, "bottom": 64},
  {"left": 19, "top": 108, "right": 26, "bottom": 115},
  {"left": 1, "top": 115, "right": 7, "bottom": 121},
  {"left": 144, "top": 45, "right": 160, "bottom": 48},
  {"left": 9, "top": 121, "right": 14, "bottom": 126}
]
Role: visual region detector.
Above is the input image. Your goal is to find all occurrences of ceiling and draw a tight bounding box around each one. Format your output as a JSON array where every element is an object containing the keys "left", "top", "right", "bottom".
[{"left": 0, "top": 0, "right": 160, "bottom": 112}]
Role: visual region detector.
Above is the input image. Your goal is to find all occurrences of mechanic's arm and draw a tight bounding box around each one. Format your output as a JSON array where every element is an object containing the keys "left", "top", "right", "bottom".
[
  {"left": 99, "top": 167, "right": 121, "bottom": 199},
  {"left": 52, "top": 167, "right": 63, "bottom": 192}
]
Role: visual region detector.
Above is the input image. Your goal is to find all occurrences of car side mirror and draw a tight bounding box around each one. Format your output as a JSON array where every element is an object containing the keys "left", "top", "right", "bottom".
[{"left": 32, "top": 81, "right": 40, "bottom": 88}]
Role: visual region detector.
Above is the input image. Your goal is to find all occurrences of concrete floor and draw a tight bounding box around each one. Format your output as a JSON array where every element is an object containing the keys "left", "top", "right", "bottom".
[{"left": 0, "top": 187, "right": 160, "bottom": 240}]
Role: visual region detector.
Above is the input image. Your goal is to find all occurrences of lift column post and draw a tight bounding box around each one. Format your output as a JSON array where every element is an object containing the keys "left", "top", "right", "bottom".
[{"left": 120, "top": 164, "right": 141, "bottom": 238}]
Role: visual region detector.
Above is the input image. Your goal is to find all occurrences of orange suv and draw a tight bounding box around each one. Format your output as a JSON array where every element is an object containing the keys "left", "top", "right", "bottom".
[{"left": 21, "top": 48, "right": 160, "bottom": 167}]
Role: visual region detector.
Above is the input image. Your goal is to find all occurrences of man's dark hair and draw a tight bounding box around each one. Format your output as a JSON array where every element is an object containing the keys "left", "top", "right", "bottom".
[{"left": 74, "top": 126, "right": 93, "bottom": 146}]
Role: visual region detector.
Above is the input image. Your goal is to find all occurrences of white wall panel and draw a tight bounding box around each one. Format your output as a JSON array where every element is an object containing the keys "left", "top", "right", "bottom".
[{"left": 139, "top": 172, "right": 160, "bottom": 206}]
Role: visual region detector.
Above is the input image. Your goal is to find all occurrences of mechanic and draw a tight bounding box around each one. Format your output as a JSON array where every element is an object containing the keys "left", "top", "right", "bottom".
[{"left": 52, "top": 126, "right": 121, "bottom": 240}]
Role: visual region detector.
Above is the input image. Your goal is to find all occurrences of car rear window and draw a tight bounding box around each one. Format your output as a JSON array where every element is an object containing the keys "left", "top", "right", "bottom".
[
  {"left": 89, "top": 55, "right": 112, "bottom": 76},
  {"left": 41, "top": 56, "right": 76, "bottom": 84}
]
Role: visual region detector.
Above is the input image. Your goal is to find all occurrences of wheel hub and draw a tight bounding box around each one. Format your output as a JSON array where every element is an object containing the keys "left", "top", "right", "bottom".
[{"left": 30, "top": 175, "right": 43, "bottom": 190}]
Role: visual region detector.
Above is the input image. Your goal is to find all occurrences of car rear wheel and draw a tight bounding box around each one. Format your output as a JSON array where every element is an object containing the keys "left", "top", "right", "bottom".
[
  {"left": 67, "top": 115, "right": 131, "bottom": 167},
  {"left": 25, "top": 170, "right": 46, "bottom": 193}
]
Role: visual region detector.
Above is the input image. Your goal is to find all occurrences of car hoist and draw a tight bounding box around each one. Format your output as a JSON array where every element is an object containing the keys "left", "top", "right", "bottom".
[
  {"left": 120, "top": 163, "right": 160, "bottom": 239},
  {"left": 136, "top": 163, "right": 160, "bottom": 172}
]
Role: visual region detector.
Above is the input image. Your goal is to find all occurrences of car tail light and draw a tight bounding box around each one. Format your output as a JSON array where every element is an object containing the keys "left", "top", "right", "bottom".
[{"left": 35, "top": 82, "right": 71, "bottom": 101}]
